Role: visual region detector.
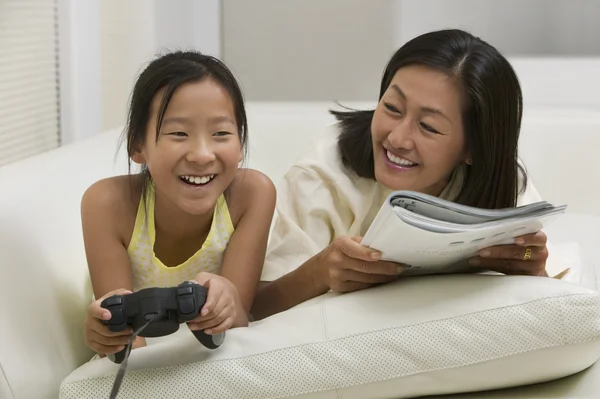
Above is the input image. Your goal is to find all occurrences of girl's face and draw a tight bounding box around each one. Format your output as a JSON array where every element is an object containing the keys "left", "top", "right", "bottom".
[
  {"left": 132, "top": 78, "right": 242, "bottom": 215},
  {"left": 371, "top": 65, "right": 469, "bottom": 196}
]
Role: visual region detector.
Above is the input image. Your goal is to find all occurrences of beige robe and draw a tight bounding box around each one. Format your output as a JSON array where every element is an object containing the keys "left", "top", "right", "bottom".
[{"left": 261, "top": 124, "right": 546, "bottom": 282}]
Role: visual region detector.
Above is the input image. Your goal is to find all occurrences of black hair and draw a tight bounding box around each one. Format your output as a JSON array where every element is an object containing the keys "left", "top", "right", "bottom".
[
  {"left": 120, "top": 50, "right": 248, "bottom": 194},
  {"left": 333, "top": 29, "right": 527, "bottom": 209}
]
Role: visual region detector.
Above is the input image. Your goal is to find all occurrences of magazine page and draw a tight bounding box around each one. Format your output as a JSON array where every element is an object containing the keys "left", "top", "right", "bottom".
[{"left": 389, "top": 191, "right": 555, "bottom": 224}]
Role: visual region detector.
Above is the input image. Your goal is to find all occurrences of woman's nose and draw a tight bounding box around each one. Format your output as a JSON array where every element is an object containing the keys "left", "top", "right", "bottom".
[{"left": 387, "top": 122, "right": 415, "bottom": 150}]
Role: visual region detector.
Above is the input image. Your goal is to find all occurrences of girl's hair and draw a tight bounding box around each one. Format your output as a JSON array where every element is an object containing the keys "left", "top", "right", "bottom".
[
  {"left": 120, "top": 50, "right": 248, "bottom": 191},
  {"left": 332, "top": 29, "right": 527, "bottom": 209}
]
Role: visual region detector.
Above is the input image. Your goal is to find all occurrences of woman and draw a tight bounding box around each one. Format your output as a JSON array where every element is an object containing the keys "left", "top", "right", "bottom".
[{"left": 251, "top": 29, "right": 549, "bottom": 320}]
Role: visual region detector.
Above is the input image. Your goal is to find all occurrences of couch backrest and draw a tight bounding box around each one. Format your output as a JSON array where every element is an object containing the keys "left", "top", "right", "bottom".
[
  {"left": 0, "top": 128, "right": 126, "bottom": 398},
  {"left": 0, "top": 102, "right": 597, "bottom": 398}
]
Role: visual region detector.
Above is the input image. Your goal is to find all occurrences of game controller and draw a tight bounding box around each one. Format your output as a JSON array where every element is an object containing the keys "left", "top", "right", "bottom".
[{"left": 100, "top": 281, "right": 225, "bottom": 364}]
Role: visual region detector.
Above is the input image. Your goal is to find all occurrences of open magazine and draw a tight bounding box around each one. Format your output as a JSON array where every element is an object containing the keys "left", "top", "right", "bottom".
[{"left": 361, "top": 190, "right": 567, "bottom": 277}]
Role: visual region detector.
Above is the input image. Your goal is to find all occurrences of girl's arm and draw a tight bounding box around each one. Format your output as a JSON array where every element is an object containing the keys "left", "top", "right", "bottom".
[
  {"left": 81, "top": 178, "right": 135, "bottom": 298},
  {"left": 81, "top": 177, "right": 146, "bottom": 352},
  {"left": 219, "top": 169, "right": 276, "bottom": 326}
]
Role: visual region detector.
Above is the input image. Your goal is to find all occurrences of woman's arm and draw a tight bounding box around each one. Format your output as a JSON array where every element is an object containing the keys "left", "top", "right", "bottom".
[
  {"left": 251, "top": 254, "right": 328, "bottom": 320},
  {"left": 218, "top": 169, "right": 277, "bottom": 326},
  {"left": 250, "top": 166, "right": 401, "bottom": 320}
]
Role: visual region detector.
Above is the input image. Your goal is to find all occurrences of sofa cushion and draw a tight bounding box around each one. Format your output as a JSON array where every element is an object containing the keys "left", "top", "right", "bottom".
[{"left": 59, "top": 273, "right": 600, "bottom": 399}]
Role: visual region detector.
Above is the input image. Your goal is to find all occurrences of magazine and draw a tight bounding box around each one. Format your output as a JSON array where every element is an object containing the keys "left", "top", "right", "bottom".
[{"left": 360, "top": 191, "right": 567, "bottom": 276}]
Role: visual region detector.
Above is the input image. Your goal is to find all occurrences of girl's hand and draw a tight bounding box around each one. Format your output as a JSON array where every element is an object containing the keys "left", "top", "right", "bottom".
[
  {"left": 469, "top": 231, "right": 549, "bottom": 276},
  {"left": 84, "top": 288, "right": 135, "bottom": 355},
  {"left": 316, "top": 236, "right": 405, "bottom": 293},
  {"left": 187, "top": 273, "right": 238, "bottom": 335}
]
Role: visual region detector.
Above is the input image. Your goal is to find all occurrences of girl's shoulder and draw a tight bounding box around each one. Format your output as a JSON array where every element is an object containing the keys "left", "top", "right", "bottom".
[
  {"left": 81, "top": 174, "right": 142, "bottom": 244},
  {"left": 224, "top": 168, "right": 276, "bottom": 226}
]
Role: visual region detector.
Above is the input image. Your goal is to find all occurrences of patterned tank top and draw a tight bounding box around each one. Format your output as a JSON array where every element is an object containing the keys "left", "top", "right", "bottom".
[{"left": 127, "top": 185, "right": 234, "bottom": 291}]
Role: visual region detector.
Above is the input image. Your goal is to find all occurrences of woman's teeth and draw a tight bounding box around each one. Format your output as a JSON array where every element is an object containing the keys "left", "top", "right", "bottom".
[
  {"left": 386, "top": 150, "right": 417, "bottom": 167},
  {"left": 180, "top": 175, "right": 215, "bottom": 185}
]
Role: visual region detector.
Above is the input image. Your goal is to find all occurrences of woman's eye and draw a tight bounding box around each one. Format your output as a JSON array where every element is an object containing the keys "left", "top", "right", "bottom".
[
  {"left": 383, "top": 102, "right": 402, "bottom": 114},
  {"left": 419, "top": 122, "right": 439, "bottom": 134}
]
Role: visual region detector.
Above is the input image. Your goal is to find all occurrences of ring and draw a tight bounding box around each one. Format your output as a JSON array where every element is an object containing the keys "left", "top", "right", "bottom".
[{"left": 522, "top": 247, "right": 532, "bottom": 261}]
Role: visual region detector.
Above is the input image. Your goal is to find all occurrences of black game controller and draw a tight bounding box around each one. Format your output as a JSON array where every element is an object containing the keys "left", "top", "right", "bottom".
[{"left": 100, "top": 281, "right": 225, "bottom": 364}]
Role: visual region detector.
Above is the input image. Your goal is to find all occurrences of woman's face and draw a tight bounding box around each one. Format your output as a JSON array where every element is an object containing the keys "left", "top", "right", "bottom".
[{"left": 371, "top": 65, "right": 469, "bottom": 196}]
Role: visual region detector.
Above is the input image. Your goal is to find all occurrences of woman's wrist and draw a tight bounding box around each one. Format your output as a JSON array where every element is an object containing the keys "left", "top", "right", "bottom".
[{"left": 305, "top": 251, "right": 331, "bottom": 296}]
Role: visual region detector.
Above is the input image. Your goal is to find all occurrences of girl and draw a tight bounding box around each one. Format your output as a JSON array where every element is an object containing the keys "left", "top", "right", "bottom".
[{"left": 82, "top": 51, "right": 276, "bottom": 356}]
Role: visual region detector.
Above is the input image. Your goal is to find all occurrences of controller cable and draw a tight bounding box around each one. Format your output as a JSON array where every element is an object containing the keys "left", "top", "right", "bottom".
[{"left": 109, "top": 314, "right": 162, "bottom": 399}]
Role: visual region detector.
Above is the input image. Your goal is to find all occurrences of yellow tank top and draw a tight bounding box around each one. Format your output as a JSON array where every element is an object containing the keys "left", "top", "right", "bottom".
[{"left": 127, "top": 185, "right": 235, "bottom": 291}]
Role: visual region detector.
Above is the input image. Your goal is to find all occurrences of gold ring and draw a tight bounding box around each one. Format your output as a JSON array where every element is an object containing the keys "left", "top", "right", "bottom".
[{"left": 522, "top": 247, "right": 532, "bottom": 261}]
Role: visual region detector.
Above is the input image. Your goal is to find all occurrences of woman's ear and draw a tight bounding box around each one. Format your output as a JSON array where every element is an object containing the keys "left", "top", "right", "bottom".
[{"left": 465, "top": 154, "right": 473, "bottom": 165}]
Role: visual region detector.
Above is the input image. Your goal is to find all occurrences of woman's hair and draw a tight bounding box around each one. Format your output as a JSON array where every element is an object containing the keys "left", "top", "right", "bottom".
[
  {"left": 120, "top": 50, "right": 248, "bottom": 191},
  {"left": 333, "top": 29, "right": 527, "bottom": 209}
]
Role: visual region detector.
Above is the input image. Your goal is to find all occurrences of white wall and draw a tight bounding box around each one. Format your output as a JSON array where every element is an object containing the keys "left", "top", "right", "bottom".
[
  {"left": 58, "top": 0, "right": 102, "bottom": 144},
  {"left": 393, "top": 0, "right": 600, "bottom": 56},
  {"left": 98, "top": 0, "right": 221, "bottom": 133},
  {"left": 60, "top": 0, "right": 221, "bottom": 139},
  {"left": 222, "top": 0, "right": 600, "bottom": 102},
  {"left": 221, "top": 0, "right": 396, "bottom": 102}
]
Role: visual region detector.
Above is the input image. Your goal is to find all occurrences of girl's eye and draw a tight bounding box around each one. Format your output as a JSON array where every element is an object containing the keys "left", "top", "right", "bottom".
[
  {"left": 214, "top": 131, "right": 232, "bottom": 137},
  {"left": 169, "top": 131, "right": 187, "bottom": 137},
  {"left": 383, "top": 102, "right": 402, "bottom": 114},
  {"left": 419, "top": 122, "right": 439, "bottom": 134}
]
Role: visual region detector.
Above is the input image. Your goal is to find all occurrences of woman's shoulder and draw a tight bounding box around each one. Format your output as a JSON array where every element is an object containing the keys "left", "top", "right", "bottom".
[
  {"left": 288, "top": 123, "right": 376, "bottom": 192},
  {"left": 225, "top": 168, "right": 276, "bottom": 226}
]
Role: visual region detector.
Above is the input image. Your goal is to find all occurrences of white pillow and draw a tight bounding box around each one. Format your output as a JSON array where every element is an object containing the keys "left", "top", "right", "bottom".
[{"left": 60, "top": 274, "right": 600, "bottom": 399}]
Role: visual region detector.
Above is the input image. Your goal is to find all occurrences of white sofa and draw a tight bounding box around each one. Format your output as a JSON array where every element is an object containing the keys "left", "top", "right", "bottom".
[{"left": 1, "top": 102, "right": 600, "bottom": 398}]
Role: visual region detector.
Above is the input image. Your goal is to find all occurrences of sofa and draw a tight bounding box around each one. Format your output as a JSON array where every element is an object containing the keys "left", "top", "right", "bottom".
[{"left": 1, "top": 102, "right": 600, "bottom": 398}]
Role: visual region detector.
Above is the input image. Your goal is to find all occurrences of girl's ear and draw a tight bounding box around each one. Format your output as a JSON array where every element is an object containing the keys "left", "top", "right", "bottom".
[{"left": 131, "top": 149, "right": 146, "bottom": 165}]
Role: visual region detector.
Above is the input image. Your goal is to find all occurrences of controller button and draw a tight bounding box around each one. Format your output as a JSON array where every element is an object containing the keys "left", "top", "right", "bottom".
[
  {"left": 179, "top": 297, "right": 196, "bottom": 314},
  {"left": 105, "top": 296, "right": 123, "bottom": 307},
  {"left": 144, "top": 313, "right": 159, "bottom": 322},
  {"left": 178, "top": 285, "right": 193, "bottom": 296},
  {"left": 110, "top": 308, "right": 125, "bottom": 325}
]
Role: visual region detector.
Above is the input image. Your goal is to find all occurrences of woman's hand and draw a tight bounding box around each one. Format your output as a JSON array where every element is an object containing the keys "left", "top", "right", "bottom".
[
  {"left": 469, "top": 231, "right": 549, "bottom": 276},
  {"left": 316, "top": 235, "right": 405, "bottom": 293},
  {"left": 84, "top": 288, "right": 135, "bottom": 355},
  {"left": 187, "top": 273, "right": 238, "bottom": 335}
]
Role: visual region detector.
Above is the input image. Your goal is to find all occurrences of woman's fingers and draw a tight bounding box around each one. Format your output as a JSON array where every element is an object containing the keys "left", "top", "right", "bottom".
[
  {"left": 336, "top": 236, "right": 383, "bottom": 261},
  {"left": 475, "top": 244, "right": 548, "bottom": 262},
  {"left": 514, "top": 231, "right": 547, "bottom": 247},
  {"left": 469, "top": 258, "right": 545, "bottom": 276}
]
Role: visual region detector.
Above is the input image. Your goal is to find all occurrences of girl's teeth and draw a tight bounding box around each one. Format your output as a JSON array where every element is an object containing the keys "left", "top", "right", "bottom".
[
  {"left": 182, "top": 175, "right": 214, "bottom": 185},
  {"left": 387, "top": 150, "right": 417, "bottom": 167}
]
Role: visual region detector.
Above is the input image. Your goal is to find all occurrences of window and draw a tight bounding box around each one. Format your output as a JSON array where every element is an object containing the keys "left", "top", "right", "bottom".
[{"left": 0, "top": 0, "right": 60, "bottom": 167}]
